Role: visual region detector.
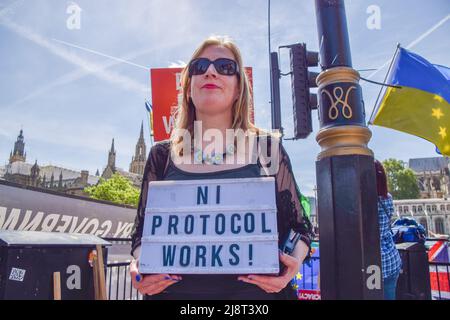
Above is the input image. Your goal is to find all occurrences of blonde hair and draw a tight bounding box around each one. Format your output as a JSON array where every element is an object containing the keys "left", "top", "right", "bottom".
[{"left": 170, "top": 35, "right": 268, "bottom": 156}]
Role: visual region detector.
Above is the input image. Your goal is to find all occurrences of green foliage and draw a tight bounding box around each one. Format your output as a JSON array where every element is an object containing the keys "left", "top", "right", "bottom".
[
  {"left": 300, "top": 193, "right": 311, "bottom": 219},
  {"left": 382, "top": 158, "right": 420, "bottom": 200},
  {"left": 84, "top": 173, "right": 140, "bottom": 207}
]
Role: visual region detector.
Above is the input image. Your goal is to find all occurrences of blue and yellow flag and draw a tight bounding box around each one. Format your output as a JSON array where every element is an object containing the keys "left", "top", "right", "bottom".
[
  {"left": 371, "top": 48, "right": 450, "bottom": 156},
  {"left": 145, "top": 101, "right": 154, "bottom": 137}
]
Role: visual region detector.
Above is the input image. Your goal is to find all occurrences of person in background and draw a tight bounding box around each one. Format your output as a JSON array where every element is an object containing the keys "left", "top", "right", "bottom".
[{"left": 375, "top": 159, "right": 402, "bottom": 300}]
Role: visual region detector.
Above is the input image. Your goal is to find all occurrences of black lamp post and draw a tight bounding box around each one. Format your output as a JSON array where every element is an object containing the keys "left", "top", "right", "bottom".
[{"left": 314, "top": 0, "right": 384, "bottom": 299}]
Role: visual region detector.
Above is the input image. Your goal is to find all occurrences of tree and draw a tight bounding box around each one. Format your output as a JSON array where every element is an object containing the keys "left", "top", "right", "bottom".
[
  {"left": 84, "top": 173, "right": 140, "bottom": 207},
  {"left": 382, "top": 158, "right": 420, "bottom": 200}
]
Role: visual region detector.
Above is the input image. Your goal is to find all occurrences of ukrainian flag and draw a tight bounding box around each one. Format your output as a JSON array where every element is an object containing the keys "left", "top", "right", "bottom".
[{"left": 371, "top": 47, "right": 450, "bottom": 156}]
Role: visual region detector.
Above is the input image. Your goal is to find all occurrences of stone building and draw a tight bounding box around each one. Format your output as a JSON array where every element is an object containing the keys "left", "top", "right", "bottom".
[
  {"left": 409, "top": 157, "right": 450, "bottom": 199},
  {"left": 393, "top": 198, "right": 450, "bottom": 237},
  {"left": 99, "top": 121, "right": 147, "bottom": 187},
  {"left": 3, "top": 161, "right": 100, "bottom": 197},
  {"left": 8, "top": 129, "right": 26, "bottom": 164},
  {"left": 129, "top": 122, "right": 147, "bottom": 175},
  {"left": 100, "top": 137, "right": 143, "bottom": 188},
  {"left": 101, "top": 138, "right": 117, "bottom": 180},
  {"left": 373, "top": 157, "right": 450, "bottom": 237},
  {"left": 2, "top": 129, "right": 100, "bottom": 196},
  {"left": 1, "top": 122, "right": 148, "bottom": 194}
]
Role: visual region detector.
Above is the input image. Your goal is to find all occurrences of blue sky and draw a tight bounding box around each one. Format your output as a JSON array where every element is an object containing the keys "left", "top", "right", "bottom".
[{"left": 0, "top": 0, "right": 449, "bottom": 196}]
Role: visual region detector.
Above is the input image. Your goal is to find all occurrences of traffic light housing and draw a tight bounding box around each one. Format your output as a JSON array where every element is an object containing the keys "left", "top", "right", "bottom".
[
  {"left": 289, "top": 43, "right": 319, "bottom": 139},
  {"left": 270, "top": 52, "right": 282, "bottom": 132}
]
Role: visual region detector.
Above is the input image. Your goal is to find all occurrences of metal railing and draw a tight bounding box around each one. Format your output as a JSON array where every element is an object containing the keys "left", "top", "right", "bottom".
[
  {"left": 104, "top": 238, "right": 450, "bottom": 300},
  {"left": 105, "top": 259, "right": 450, "bottom": 300},
  {"left": 106, "top": 261, "right": 143, "bottom": 300},
  {"left": 103, "top": 237, "right": 143, "bottom": 300},
  {"left": 105, "top": 257, "right": 321, "bottom": 300}
]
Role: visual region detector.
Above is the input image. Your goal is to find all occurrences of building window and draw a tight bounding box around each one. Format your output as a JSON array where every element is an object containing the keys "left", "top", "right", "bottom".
[
  {"left": 418, "top": 218, "right": 428, "bottom": 234},
  {"left": 399, "top": 206, "right": 403, "bottom": 213},
  {"left": 432, "top": 177, "right": 441, "bottom": 191},
  {"left": 404, "top": 206, "right": 409, "bottom": 212},
  {"left": 418, "top": 177, "right": 425, "bottom": 191},
  {"left": 435, "top": 217, "right": 445, "bottom": 235},
  {"left": 412, "top": 206, "right": 417, "bottom": 213},
  {"left": 440, "top": 205, "right": 446, "bottom": 211},
  {"left": 432, "top": 205, "right": 437, "bottom": 212},
  {"left": 427, "top": 205, "right": 431, "bottom": 212},
  {"left": 447, "top": 205, "right": 450, "bottom": 211},
  {"left": 418, "top": 206, "right": 423, "bottom": 212}
]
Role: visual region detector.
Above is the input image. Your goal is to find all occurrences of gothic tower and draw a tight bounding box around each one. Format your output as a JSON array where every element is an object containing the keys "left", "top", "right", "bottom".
[
  {"left": 108, "top": 138, "right": 116, "bottom": 171},
  {"left": 58, "top": 171, "right": 63, "bottom": 189},
  {"left": 101, "top": 138, "right": 117, "bottom": 180},
  {"left": 129, "top": 121, "right": 147, "bottom": 175},
  {"left": 30, "top": 160, "right": 40, "bottom": 187},
  {"left": 9, "top": 129, "right": 26, "bottom": 163}
]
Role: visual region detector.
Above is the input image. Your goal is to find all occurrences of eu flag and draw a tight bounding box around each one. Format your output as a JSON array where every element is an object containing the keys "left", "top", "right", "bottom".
[{"left": 371, "top": 48, "right": 450, "bottom": 156}]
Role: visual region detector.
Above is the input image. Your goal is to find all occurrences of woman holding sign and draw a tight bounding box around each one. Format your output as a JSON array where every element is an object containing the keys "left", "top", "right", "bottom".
[{"left": 130, "top": 36, "right": 314, "bottom": 300}]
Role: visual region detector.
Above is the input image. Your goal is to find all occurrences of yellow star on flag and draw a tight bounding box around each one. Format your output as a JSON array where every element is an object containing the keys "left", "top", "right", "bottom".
[
  {"left": 296, "top": 273, "right": 303, "bottom": 280},
  {"left": 434, "top": 95, "right": 444, "bottom": 103},
  {"left": 292, "top": 284, "right": 299, "bottom": 290},
  {"left": 431, "top": 108, "right": 444, "bottom": 120},
  {"left": 439, "top": 127, "right": 447, "bottom": 139}
]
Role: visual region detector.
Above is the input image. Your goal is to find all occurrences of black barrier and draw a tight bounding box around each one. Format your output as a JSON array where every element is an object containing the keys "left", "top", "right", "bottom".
[
  {"left": 0, "top": 230, "right": 110, "bottom": 300},
  {"left": 0, "top": 180, "right": 135, "bottom": 239},
  {"left": 396, "top": 242, "right": 432, "bottom": 300}
]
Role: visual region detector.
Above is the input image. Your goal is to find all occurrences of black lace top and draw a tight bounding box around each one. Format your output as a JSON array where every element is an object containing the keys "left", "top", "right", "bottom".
[{"left": 130, "top": 137, "right": 314, "bottom": 260}]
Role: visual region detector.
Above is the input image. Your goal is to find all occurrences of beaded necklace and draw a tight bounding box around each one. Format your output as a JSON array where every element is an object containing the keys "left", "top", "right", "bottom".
[{"left": 192, "top": 144, "right": 236, "bottom": 165}]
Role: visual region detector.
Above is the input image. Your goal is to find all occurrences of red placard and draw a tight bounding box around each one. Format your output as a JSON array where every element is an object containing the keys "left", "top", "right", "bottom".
[{"left": 150, "top": 67, "right": 254, "bottom": 142}]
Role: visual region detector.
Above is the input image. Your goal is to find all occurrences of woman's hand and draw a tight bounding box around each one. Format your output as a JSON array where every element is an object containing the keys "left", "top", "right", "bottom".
[
  {"left": 237, "top": 251, "right": 300, "bottom": 293},
  {"left": 129, "top": 259, "right": 182, "bottom": 296}
]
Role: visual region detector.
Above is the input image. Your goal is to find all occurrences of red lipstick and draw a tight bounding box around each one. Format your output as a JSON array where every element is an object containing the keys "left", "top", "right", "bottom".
[{"left": 202, "top": 83, "right": 220, "bottom": 89}]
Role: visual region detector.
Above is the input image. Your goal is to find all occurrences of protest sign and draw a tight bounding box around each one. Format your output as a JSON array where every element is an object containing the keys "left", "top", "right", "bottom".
[{"left": 139, "top": 177, "right": 279, "bottom": 274}]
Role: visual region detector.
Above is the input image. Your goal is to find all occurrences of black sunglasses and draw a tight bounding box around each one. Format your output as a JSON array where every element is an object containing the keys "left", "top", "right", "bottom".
[{"left": 188, "top": 58, "right": 239, "bottom": 77}]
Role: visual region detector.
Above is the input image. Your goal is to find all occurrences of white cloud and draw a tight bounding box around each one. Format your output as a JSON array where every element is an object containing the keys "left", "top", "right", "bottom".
[
  {"left": 168, "top": 60, "right": 187, "bottom": 68},
  {"left": 0, "top": 16, "right": 148, "bottom": 95},
  {"left": 2, "top": 43, "right": 179, "bottom": 110}
]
